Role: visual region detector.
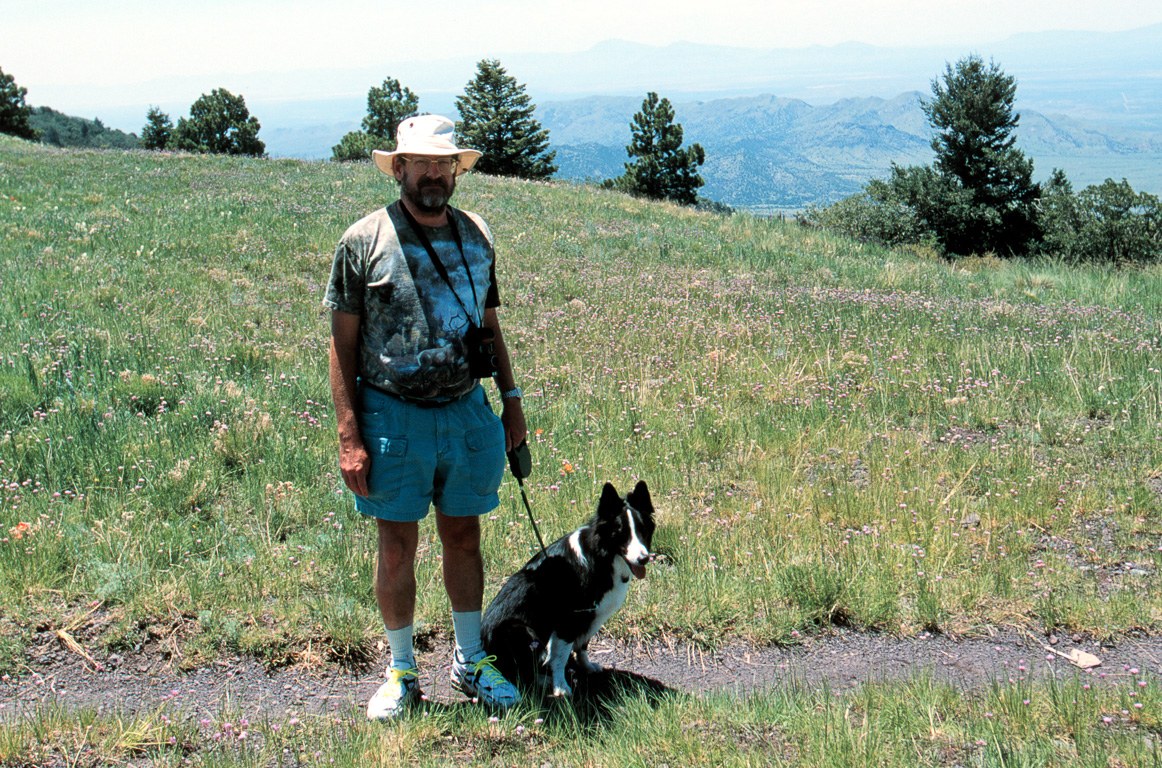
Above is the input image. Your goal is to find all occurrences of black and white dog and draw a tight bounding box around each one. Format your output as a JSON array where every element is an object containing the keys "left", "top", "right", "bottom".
[{"left": 482, "top": 480, "right": 656, "bottom": 697}]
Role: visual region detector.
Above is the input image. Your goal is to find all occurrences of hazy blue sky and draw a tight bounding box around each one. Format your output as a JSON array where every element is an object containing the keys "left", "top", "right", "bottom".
[{"left": 5, "top": 0, "right": 1161, "bottom": 93}]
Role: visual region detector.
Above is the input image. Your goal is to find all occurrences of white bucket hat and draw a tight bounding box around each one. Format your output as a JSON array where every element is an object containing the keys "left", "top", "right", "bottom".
[{"left": 371, "top": 115, "right": 482, "bottom": 177}]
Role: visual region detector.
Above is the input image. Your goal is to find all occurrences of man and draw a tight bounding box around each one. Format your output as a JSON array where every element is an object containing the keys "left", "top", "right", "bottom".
[{"left": 324, "top": 115, "right": 527, "bottom": 720}]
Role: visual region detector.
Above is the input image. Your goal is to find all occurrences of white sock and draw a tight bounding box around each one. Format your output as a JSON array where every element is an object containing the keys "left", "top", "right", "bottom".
[
  {"left": 452, "top": 610, "right": 483, "bottom": 662},
  {"left": 385, "top": 624, "right": 415, "bottom": 671}
]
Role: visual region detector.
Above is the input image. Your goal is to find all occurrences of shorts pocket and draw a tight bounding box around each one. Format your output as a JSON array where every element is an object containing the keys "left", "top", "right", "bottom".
[
  {"left": 465, "top": 420, "right": 504, "bottom": 496},
  {"left": 365, "top": 435, "right": 408, "bottom": 502}
]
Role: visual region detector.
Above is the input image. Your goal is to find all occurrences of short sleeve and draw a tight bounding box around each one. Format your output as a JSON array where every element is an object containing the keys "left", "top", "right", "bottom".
[{"left": 322, "top": 239, "right": 365, "bottom": 315}]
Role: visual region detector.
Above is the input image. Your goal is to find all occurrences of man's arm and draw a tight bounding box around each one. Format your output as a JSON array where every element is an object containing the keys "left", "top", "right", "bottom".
[
  {"left": 482, "top": 307, "right": 527, "bottom": 451},
  {"left": 330, "top": 310, "right": 369, "bottom": 497}
]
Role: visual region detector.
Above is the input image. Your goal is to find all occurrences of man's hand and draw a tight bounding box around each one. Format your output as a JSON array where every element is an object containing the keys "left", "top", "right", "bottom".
[
  {"left": 340, "top": 440, "right": 370, "bottom": 497},
  {"left": 501, "top": 398, "right": 527, "bottom": 452}
]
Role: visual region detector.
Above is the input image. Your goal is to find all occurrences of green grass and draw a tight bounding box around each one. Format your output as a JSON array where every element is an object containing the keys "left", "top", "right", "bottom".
[
  {"left": 4, "top": 134, "right": 1162, "bottom": 765},
  {"left": 5, "top": 676, "right": 1162, "bottom": 767}
]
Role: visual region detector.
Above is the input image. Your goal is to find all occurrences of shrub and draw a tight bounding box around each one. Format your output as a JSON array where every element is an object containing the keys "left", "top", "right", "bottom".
[
  {"left": 1073, "top": 179, "right": 1162, "bottom": 264},
  {"left": 1038, "top": 175, "right": 1162, "bottom": 264},
  {"left": 330, "top": 130, "right": 390, "bottom": 163},
  {"left": 802, "top": 189, "right": 926, "bottom": 248}
]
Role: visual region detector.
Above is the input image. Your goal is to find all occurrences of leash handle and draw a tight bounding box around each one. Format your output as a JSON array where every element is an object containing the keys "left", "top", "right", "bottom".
[{"left": 507, "top": 441, "right": 531, "bottom": 479}]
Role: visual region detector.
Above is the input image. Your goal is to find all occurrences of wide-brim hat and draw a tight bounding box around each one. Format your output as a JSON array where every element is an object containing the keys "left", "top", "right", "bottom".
[{"left": 371, "top": 114, "right": 483, "bottom": 177}]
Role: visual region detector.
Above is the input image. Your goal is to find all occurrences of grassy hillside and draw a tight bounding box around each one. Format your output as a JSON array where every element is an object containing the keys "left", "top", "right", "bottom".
[{"left": 4, "top": 136, "right": 1162, "bottom": 765}]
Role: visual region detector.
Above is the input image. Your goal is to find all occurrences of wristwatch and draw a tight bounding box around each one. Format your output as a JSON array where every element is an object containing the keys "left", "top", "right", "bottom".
[{"left": 501, "top": 387, "right": 523, "bottom": 400}]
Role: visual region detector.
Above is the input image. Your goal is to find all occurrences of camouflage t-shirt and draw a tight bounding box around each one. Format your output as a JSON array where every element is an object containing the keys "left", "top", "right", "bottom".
[{"left": 323, "top": 202, "right": 501, "bottom": 401}]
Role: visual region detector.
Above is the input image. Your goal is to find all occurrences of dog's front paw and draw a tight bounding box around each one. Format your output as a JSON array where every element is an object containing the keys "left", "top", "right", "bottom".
[{"left": 551, "top": 681, "right": 574, "bottom": 698}]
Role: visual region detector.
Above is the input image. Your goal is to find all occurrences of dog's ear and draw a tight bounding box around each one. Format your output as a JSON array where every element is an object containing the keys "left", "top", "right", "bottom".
[
  {"left": 597, "top": 482, "right": 622, "bottom": 518},
  {"left": 626, "top": 480, "right": 652, "bottom": 515}
]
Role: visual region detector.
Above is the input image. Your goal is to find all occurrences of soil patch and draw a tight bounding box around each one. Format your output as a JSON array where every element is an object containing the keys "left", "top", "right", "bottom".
[{"left": 3, "top": 628, "right": 1161, "bottom": 723}]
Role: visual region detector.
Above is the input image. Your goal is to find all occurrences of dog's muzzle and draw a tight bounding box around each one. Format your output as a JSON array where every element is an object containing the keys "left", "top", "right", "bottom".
[{"left": 626, "top": 552, "right": 656, "bottom": 580}]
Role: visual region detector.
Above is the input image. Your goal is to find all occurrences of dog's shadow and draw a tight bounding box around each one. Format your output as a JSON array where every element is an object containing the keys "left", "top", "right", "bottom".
[
  {"left": 539, "top": 667, "right": 678, "bottom": 724},
  {"left": 408, "top": 668, "right": 677, "bottom": 724}
]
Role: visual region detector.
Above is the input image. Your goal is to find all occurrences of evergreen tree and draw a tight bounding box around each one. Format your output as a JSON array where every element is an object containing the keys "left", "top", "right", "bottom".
[
  {"left": 362, "top": 76, "right": 419, "bottom": 140},
  {"left": 922, "top": 55, "right": 1040, "bottom": 255},
  {"left": 455, "top": 59, "right": 556, "bottom": 179},
  {"left": 616, "top": 92, "right": 705, "bottom": 205},
  {"left": 331, "top": 76, "right": 418, "bottom": 162},
  {"left": 0, "top": 66, "right": 37, "bottom": 140},
  {"left": 141, "top": 106, "right": 173, "bottom": 150},
  {"left": 172, "top": 89, "right": 265, "bottom": 156}
]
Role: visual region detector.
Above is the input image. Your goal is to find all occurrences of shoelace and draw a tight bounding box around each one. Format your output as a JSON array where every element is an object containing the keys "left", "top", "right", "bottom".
[
  {"left": 463, "top": 655, "right": 505, "bottom": 686},
  {"left": 390, "top": 667, "right": 419, "bottom": 685}
]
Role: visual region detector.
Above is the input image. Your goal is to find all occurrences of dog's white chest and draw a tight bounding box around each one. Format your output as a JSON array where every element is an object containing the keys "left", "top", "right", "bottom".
[{"left": 581, "top": 559, "right": 633, "bottom": 643}]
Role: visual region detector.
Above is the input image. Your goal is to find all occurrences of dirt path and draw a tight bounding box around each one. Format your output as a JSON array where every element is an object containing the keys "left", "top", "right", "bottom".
[{"left": 3, "top": 628, "right": 1160, "bottom": 723}]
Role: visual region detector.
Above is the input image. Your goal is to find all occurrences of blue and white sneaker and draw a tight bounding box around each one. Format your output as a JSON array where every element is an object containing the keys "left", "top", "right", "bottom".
[
  {"left": 451, "top": 652, "right": 520, "bottom": 708},
  {"left": 367, "top": 667, "right": 420, "bottom": 720}
]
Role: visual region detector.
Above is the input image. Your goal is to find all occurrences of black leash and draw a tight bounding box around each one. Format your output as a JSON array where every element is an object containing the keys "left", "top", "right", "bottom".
[{"left": 507, "top": 441, "right": 548, "bottom": 557}]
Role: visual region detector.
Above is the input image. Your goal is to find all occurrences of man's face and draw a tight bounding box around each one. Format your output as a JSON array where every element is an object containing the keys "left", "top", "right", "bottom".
[{"left": 395, "top": 154, "right": 457, "bottom": 214}]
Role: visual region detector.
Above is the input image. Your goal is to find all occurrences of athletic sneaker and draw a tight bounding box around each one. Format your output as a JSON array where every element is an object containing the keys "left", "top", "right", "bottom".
[
  {"left": 451, "top": 652, "right": 521, "bottom": 708},
  {"left": 367, "top": 667, "right": 421, "bottom": 720}
]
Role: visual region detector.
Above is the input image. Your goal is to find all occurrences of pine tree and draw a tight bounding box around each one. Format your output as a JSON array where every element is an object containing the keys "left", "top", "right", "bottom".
[
  {"left": 362, "top": 77, "right": 419, "bottom": 140},
  {"left": 141, "top": 106, "right": 173, "bottom": 150},
  {"left": 922, "top": 55, "right": 1040, "bottom": 255},
  {"left": 332, "top": 76, "right": 418, "bottom": 162},
  {"left": 616, "top": 92, "right": 705, "bottom": 206},
  {"left": 455, "top": 60, "right": 556, "bottom": 180},
  {"left": 0, "top": 67, "right": 37, "bottom": 141},
  {"left": 172, "top": 89, "right": 265, "bottom": 156}
]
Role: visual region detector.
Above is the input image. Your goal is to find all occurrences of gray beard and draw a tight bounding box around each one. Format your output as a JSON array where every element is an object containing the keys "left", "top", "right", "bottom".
[
  {"left": 418, "top": 187, "right": 450, "bottom": 210},
  {"left": 404, "top": 181, "right": 453, "bottom": 214}
]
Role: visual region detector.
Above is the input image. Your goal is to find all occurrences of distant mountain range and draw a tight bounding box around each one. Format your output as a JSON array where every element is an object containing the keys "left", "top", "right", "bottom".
[
  {"left": 541, "top": 93, "right": 933, "bottom": 213},
  {"left": 539, "top": 90, "right": 1162, "bottom": 214},
  {"left": 36, "top": 24, "right": 1162, "bottom": 213}
]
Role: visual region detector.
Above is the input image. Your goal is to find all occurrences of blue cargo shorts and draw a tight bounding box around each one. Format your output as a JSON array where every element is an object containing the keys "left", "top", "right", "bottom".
[{"left": 353, "top": 383, "right": 506, "bottom": 522}]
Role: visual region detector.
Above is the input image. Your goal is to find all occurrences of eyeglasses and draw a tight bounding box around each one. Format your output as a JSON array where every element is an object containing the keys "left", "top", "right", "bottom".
[{"left": 403, "top": 156, "right": 459, "bottom": 175}]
